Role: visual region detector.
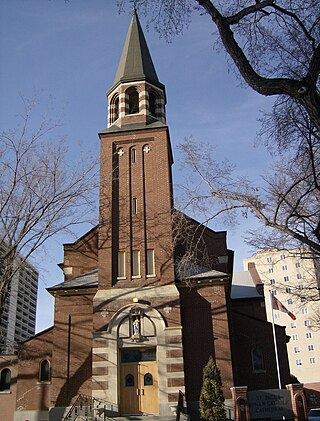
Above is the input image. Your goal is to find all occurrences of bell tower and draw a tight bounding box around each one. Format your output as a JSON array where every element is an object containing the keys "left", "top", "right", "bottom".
[
  {"left": 97, "top": 10, "right": 174, "bottom": 290},
  {"left": 93, "top": 11, "right": 185, "bottom": 416}
]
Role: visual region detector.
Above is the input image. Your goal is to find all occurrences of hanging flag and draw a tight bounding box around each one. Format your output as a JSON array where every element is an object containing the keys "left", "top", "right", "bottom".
[{"left": 271, "top": 294, "right": 296, "bottom": 320}]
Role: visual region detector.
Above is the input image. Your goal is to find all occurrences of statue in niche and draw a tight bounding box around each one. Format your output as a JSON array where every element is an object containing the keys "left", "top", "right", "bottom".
[
  {"left": 133, "top": 318, "right": 140, "bottom": 335},
  {"left": 131, "top": 316, "right": 142, "bottom": 342}
]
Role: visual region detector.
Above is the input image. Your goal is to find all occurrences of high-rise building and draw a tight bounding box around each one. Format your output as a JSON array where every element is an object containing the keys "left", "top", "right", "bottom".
[
  {"left": 244, "top": 249, "right": 320, "bottom": 385},
  {"left": 0, "top": 242, "right": 38, "bottom": 352}
]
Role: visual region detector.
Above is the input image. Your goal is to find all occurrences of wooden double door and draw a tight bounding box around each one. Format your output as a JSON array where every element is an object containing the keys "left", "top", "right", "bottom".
[{"left": 120, "top": 348, "right": 158, "bottom": 415}]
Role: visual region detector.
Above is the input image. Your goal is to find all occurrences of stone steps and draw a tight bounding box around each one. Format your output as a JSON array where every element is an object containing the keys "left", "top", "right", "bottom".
[
  {"left": 109, "top": 415, "right": 189, "bottom": 421},
  {"left": 109, "top": 417, "right": 176, "bottom": 421}
]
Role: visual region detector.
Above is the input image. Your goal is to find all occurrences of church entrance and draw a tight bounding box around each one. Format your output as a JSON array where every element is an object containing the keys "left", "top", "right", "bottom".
[{"left": 120, "top": 348, "right": 158, "bottom": 415}]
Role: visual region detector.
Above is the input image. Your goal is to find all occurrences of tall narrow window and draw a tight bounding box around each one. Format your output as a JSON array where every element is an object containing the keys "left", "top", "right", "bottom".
[
  {"left": 149, "top": 92, "right": 157, "bottom": 117},
  {"left": 39, "top": 360, "right": 50, "bottom": 382},
  {"left": 111, "top": 94, "right": 119, "bottom": 123},
  {"left": 0, "top": 368, "right": 11, "bottom": 391},
  {"left": 251, "top": 348, "right": 265, "bottom": 371},
  {"left": 147, "top": 249, "right": 155, "bottom": 277},
  {"left": 132, "top": 198, "right": 138, "bottom": 215},
  {"left": 132, "top": 251, "right": 140, "bottom": 277},
  {"left": 118, "top": 251, "right": 126, "bottom": 279},
  {"left": 114, "top": 96, "right": 119, "bottom": 121},
  {"left": 127, "top": 88, "right": 139, "bottom": 114},
  {"left": 131, "top": 148, "right": 136, "bottom": 164}
]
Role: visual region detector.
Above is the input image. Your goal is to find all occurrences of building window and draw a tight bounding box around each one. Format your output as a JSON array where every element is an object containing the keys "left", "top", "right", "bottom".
[
  {"left": 306, "top": 332, "right": 312, "bottom": 339},
  {"left": 132, "top": 251, "right": 140, "bottom": 277},
  {"left": 39, "top": 360, "right": 51, "bottom": 382},
  {"left": 297, "top": 273, "right": 302, "bottom": 279},
  {"left": 304, "top": 320, "right": 310, "bottom": 327},
  {"left": 110, "top": 94, "right": 119, "bottom": 123},
  {"left": 125, "top": 374, "right": 135, "bottom": 387},
  {"left": 274, "top": 313, "right": 280, "bottom": 320},
  {"left": 146, "top": 249, "right": 155, "bottom": 277},
  {"left": 291, "top": 322, "right": 297, "bottom": 329},
  {"left": 302, "top": 308, "right": 308, "bottom": 315},
  {"left": 251, "top": 347, "right": 265, "bottom": 371},
  {"left": 270, "top": 279, "right": 275, "bottom": 285},
  {"left": 301, "top": 297, "right": 306, "bottom": 302},
  {"left": 127, "top": 87, "right": 139, "bottom": 114},
  {"left": 267, "top": 257, "right": 272, "bottom": 263},
  {"left": 280, "top": 254, "right": 286, "bottom": 260},
  {"left": 286, "top": 287, "right": 291, "bottom": 293},
  {"left": 308, "top": 344, "right": 314, "bottom": 351},
  {"left": 295, "top": 262, "right": 301, "bottom": 268},
  {"left": 292, "top": 334, "right": 298, "bottom": 341},
  {"left": 144, "top": 372, "right": 153, "bottom": 386},
  {"left": 149, "top": 92, "right": 157, "bottom": 117},
  {"left": 268, "top": 267, "right": 274, "bottom": 273},
  {"left": 132, "top": 198, "right": 138, "bottom": 215},
  {"left": 118, "top": 251, "right": 126, "bottom": 279},
  {"left": 284, "top": 276, "right": 289, "bottom": 282},
  {"left": 298, "top": 284, "right": 303, "bottom": 290},
  {"left": 131, "top": 148, "right": 136, "bottom": 164},
  {"left": 287, "top": 299, "right": 293, "bottom": 305},
  {"left": 294, "top": 347, "right": 300, "bottom": 353},
  {"left": 0, "top": 368, "right": 11, "bottom": 392},
  {"left": 310, "top": 357, "right": 316, "bottom": 364},
  {"left": 296, "top": 359, "right": 302, "bottom": 366},
  {"left": 282, "top": 265, "right": 288, "bottom": 271},
  {"left": 271, "top": 289, "right": 277, "bottom": 296}
]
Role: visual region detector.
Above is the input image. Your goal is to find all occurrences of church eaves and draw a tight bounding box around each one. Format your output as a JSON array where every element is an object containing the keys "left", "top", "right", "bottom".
[{"left": 107, "top": 10, "right": 165, "bottom": 94}]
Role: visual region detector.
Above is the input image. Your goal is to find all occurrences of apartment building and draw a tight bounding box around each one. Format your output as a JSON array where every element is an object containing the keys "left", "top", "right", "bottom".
[
  {"left": 244, "top": 249, "right": 320, "bottom": 385},
  {"left": 0, "top": 243, "right": 38, "bottom": 352}
]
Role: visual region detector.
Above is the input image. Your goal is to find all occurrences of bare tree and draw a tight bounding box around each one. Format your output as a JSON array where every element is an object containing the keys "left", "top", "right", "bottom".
[
  {"left": 120, "top": 0, "right": 320, "bottom": 131},
  {"left": 178, "top": 134, "right": 320, "bottom": 255},
  {"left": 116, "top": 1, "right": 320, "bottom": 257},
  {"left": 0, "top": 96, "right": 99, "bottom": 318}
]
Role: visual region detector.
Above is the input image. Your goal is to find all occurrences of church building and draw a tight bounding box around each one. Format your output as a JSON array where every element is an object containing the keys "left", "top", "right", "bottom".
[{"left": 0, "top": 10, "right": 292, "bottom": 421}]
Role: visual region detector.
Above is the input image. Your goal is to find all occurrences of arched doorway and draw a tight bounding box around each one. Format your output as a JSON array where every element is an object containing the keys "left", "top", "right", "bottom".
[{"left": 119, "top": 347, "right": 158, "bottom": 415}]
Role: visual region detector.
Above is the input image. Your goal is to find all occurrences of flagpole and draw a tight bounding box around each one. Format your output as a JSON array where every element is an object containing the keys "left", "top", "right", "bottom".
[{"left": 269, "top": 290, "right": 282, "bottom": 390}]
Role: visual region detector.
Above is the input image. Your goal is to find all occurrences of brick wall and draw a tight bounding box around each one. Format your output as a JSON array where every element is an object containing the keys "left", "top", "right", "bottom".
[{"left": 180, "top": 284, "right": 234, "bottom": 402}]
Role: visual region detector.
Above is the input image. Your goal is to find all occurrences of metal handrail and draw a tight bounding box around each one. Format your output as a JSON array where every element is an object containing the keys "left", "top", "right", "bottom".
[{"left": 62, "top": 393, "right": 114, "bottom": 421}]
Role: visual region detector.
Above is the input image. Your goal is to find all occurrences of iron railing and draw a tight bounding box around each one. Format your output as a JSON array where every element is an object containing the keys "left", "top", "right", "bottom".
[{"left": 62, "top": 394, "right": 115, "bottom": 421}]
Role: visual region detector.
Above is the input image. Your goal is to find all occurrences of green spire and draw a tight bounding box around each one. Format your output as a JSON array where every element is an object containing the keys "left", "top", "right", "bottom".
[{"left": 108, "top": 10, "right": 164, "bottom": 93}]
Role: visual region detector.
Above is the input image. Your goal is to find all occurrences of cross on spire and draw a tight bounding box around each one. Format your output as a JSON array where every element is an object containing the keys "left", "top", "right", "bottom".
[{"left": 130, "top": 0, "right": 137, "bottom": 14}]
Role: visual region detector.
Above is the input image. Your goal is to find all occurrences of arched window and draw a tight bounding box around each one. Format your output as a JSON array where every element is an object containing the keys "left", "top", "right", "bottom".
[
  {"left": 39, "top": 360, "right": 51, "bottom": 382},
  {"left": 0, "top": 368, "right": 11, "bottom": 391},
  {"left": 144, "top": 372, "right": 153, "bottom": 386},
  {"left": 125, "top": 374, "right": 135, "bottom": 387},
  {"left": 110, "top": 94, "right": 119, "bottom": 124},
  {"left": 131, "top": 148, "right": 136, "bottom": 164},
  {"left": 126, "top": 87, "right": 139, "bottom": 114},
  {"left": 251, "top": 347, "right": 265, "bottom": 371},
  {"left": 149, "top": 92, "right": 157, "bottom": 117}
]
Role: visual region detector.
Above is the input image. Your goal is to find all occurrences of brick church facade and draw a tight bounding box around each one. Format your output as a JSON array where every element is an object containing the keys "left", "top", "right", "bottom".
[{"left": 0, "top": 11, "right": 291, "bottom": 421}]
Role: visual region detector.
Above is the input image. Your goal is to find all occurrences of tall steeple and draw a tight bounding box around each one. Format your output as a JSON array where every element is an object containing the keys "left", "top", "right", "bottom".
[
  {"left": 106, "top": 11, "right": 166, "bottom": 128},
  {"left": 109, "top": 10, "right": 165, "bottom": 93},
  {"left": 98, "top": 11, "right": 174, "bottom": 289}
]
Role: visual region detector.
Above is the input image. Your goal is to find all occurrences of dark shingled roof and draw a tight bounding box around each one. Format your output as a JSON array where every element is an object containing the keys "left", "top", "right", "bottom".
[
  {"left": 107, "top": 10, "right": 165, "bottom": 94},
  {"left": 47, "top": 270, "right": 98, "bottom": 292}
]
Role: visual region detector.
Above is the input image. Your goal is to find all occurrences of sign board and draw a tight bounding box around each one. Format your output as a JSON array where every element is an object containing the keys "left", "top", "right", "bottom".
[{"left": 248, "top": 389, "right": 293, "bottom": 420}]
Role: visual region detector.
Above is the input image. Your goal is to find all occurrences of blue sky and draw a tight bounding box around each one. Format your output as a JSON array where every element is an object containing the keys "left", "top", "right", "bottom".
[{"left": 0, "top": 0, "right": 273, "bottom": 333}]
